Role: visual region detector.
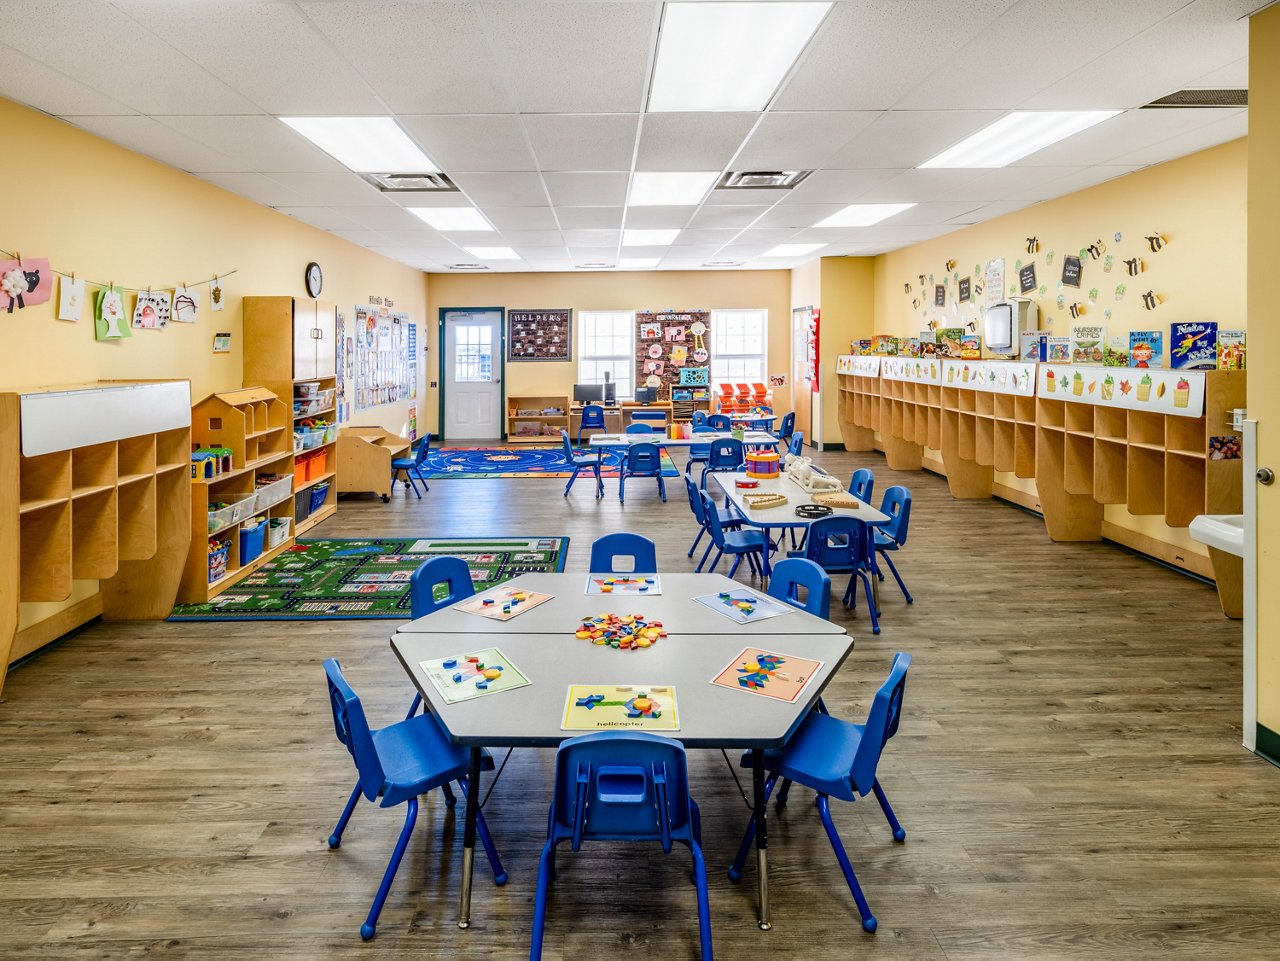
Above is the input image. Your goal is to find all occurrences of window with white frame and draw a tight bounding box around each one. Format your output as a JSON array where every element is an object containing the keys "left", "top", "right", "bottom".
[
  {"left": 711, "top": 309, "right": 768, "bottom": 383},
  {"left": 578, "top": 310, "right": 635, "bottom": 399}
]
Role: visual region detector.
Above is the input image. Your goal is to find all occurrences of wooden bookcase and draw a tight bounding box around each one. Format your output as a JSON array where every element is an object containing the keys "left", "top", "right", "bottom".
[
  {"left": 179, "top": 387, "right": 296, "bottom": 603},
  {"left": 0, "top": 381, "right": 192, "bottom": 694},
  {"left": 243, "top": 296, "right": 339, "bottom": 534},
  {"left": 506, "top": 394, "right": 569, "bottom": 443}
]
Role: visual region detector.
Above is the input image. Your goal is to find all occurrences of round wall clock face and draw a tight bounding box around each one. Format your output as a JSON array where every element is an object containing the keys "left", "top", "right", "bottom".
[{"left": 305, "top": 262, "right": 323, "bottom": 297}]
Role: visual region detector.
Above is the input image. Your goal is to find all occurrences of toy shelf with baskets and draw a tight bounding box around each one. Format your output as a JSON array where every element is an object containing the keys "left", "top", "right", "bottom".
[{"left": 507, "top": 395, "right": 570, "bottom": 443}]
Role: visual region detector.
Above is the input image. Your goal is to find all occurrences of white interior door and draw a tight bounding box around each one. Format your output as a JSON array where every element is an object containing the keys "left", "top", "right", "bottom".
[{"left": 444, "top": 310, "right": 502, "bottom": 441}]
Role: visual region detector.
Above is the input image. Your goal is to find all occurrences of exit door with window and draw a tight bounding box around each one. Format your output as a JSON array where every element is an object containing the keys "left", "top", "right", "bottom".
[{"left": 442, "top": 309, "right": 503, "bottom": 441}]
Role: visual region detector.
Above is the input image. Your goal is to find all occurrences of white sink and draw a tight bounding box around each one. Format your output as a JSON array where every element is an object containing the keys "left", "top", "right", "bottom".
[{"left": 1189, "top": 514, "right": 1244, "bottom": 558}]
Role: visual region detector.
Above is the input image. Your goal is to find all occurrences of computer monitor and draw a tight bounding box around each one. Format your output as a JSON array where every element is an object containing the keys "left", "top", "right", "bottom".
[
  {"left": 602, "top": 381, "right": 617, "bottom": 405},
  {"left": 634, "top": 386, "right": 657, "bottom": 404},
  {"left": 573, "top": 383, "right": 604, "bottom": 403}
]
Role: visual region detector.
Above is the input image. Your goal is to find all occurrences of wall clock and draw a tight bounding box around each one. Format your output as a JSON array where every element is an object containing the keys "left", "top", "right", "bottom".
[{"left": 305, "top": 262, "right": 323, "bottom": 298}]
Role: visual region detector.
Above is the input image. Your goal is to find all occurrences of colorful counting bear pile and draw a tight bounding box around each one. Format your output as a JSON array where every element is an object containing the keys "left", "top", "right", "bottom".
[
  {"left": 595, "top": 576, "right": 656, "bottom": 594},
  {"left": 442, "top": 655, "right": 504, "bottom": 689},
  {"left": 482, "top": 590, "right": 530, "bottom": 615},
  {"left": 575, "top": 613, "right": 666, "bottom": 650},
  {"left": 720, "top": 592, "right": 756, "bottom": 616}
]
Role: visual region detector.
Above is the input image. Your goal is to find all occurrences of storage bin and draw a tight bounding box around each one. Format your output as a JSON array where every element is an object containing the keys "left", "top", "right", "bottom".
[
  {"left": 225, "top": 493, "right": 258, "bottom": 525},
  {"left": 254, "top": 474, "right": 293, "bottom": 511},
  {"left": 208, "top": 539, "right": 230, "bottom": 583},
  {"left": 299, "top": 430, "right": 323, "bottom": 450},
  {"left": 294, "top": 489, "right": 312, "bottom": 524},
  {"left": 323, "top": 424, "right": 338, "bottom": 444},
  {"left": 295, "top": 381, "right": 321, "bottom": 398},
  {"left": 207, "top": 501, "right": 238, "bottom": 533},
  {"left": 239, "top": 517, "right": 266, "bottom": 565},
  {"left": 293, "top": 388, "right": 336, "bottom": 417},
  {"left": 306, "top": 448, "right": 328, "bottom": 480},
  {"left": 293, "top": 432, "right": 305, "bottom": 453},
  {"left": 309, "top": 481, "right": 331, "bottom": 514},
  {"left": 266, "top": 517, "right": 291, "bottom": 549},
  {"left": 293, "top": 454, "right": 311, "bottom": 486}
]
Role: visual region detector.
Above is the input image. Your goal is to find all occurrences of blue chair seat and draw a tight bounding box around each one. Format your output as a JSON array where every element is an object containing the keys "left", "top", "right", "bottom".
[
  {"left": 748, "top": 712, "right": 866, "bottom": 804},
  {"left": 873, "top": 530, "right": 898, "bottom": 550},
  {"left": 723, "top": 528, "right": 767, "bottom": 553},
  {"left": 372, "top": 715, "right": 494, "bottom": 808}
]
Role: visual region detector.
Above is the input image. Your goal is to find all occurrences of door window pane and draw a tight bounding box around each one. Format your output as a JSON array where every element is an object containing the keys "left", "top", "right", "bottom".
[{"left": 454, "top": 324, "right": 493, "bottom": 382}]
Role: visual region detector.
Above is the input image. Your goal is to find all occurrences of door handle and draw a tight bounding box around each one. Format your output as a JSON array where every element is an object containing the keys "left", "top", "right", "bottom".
[{"left": 1259, "top": 467, "right": 1275, "bottom": 486}]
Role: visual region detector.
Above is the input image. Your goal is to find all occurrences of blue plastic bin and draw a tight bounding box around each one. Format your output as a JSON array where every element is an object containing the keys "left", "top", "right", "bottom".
[
  {"left": 309, "top": 481, "right": 331, "bottom": 514},
  {"left": 239, "top": 518, "right": 267, "bottom": 565}
]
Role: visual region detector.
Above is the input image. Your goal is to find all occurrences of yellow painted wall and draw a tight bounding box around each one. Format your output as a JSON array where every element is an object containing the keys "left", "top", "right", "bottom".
[
  {"left": 819, "top": 258, "right": 875, "bottom": 445},
  {"left": 861, "top": 138, "right": 1247, "bottom": 556},
  {"left": 1249, "top": 9, "right": 1279, "bottom": 736},
  {"left": 0, "top": 96, "right": 430, "bottom": 631},
  {"left": 425, "top": 269, "right": 792, "bottom": 435}
]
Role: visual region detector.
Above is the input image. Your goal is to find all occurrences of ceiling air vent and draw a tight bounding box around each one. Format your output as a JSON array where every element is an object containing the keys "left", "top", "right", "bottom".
[
  {"left": 445, "top": 263, "right": 488, "bottom": 270},
  {"left": 575, "top": 263, "right": 616, "bottom": 269},
  {"left": 362, "top": 172, "right": 460, "bottom": 192},
  {"left": 1142, "top": 89, "right": 1248, "bottom": 108},
  {"left": 716, "top": 170, "right": 812, "bottom": 190},
  {"left": 703, "top": 261, "right": 743, "bottom": 267}
]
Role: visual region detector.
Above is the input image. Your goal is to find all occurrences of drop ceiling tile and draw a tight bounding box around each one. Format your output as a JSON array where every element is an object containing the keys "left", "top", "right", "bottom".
[
  {"left": 331, "top": 228, "right": 392, "bottom": 248},
  {"left": 450, "top": 172, "right": 548, "bottom": 206},
  {"left": 154, "top": 115, "right": 343, "bottom": 173},
  {"left": 1105, "top": 111, "right": 1248, "bottom": 166},
  {"left": 482, "top": 1, "right": 656, "bottom": 112},
  {"left": 643, "top": 244, "right": 720, "bottom": 260},
  {"left": 301, "top": 1, "right": 513, "bottom": 113},
  {"left": 703, "top": 187, "right": 792, "bottom": 206},
  {"left": 687, "top": 205, "right": 772, "bottom": 229},
  {"left": 734, "top": 227, "right": 806, "bottom": 244},
  {"left": 263, "top": 171, "right": 390, "bottom": 206},
  {"left": 944, "top": 200, "right": 1036, "bottom": 224},
  {"left": 277, "top": 207, "right": 362, "bottom": 230},
  {"left": 199, "top": 171, "right": 304, "bottom": 208},
  {"left": 523, "top": 114, "right": 640, "bottom": 171},
  {"left": 568, "top": 248, "right": 620, "bottom": 263},
  {"left": 958, "top": 165, "right": 1097, "bottom": 202},
  {"left": 563, "top": 229, "right": 621, "bottom": 247},
  {"left": 325, "top": 206, "right": 428, "bottom": 231},
  {"left": 752, "top": 205, "right": 849, "bottom": 229},
  {"left": 879, "top": 201, "right": 988, "bottom": 226},
  {"left": 0, "top": 42, "right": 135, "bottom": 115},
  {"left": 1192, "top": 57, "right": 1248, "bottom": 89},
  {"left": 543, "top": 172, "right": 630, "bottom": 207},
  {"left": 854, "top": 168, "right": 1009, "bottom": 204},
  {"left": 672, "top": 229, "right": 739, "bottom": 246},
  {"left": 482, "top": 207, "right": 561, "bottom": 230},
  {"left": 781, "top": 169, "right": 906, "bottom": 204},
  {"left": 623, "top": 207, "right": 697, "bottom": 229},
  {"left": 826, "top": 111, "right": 1005, "bottom": 170},
  {"left": 499, "top": 230, "right": 566, "bottom": 247},
  {"left": 399, "top": 115, "right": 537, "bottom": 172},
  {"left": 732, "top": 111, "right": 882, "bottom": 169},
  {"left": 1032, "top": 165, "right": 1146, "bottom": 202},
  {"left": 635, "top": 113, "right": 757, "bottom": 171},
  {"left": 555, "top": 207, "right": 626, "bottom": 229},
  {"left": 512, "top": 246, "right": 568, "bottom": 261},
  {"left": 66, "top": 115, "right": 240, "bottom": 173},
  {"left": 385, "top": 190, "right": 474, "bottom": 209}
]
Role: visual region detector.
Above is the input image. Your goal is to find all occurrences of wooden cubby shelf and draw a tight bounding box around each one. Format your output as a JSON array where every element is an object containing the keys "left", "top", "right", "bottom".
[{"left": 507, "top": 394, "right": 571, "bottom": 444}]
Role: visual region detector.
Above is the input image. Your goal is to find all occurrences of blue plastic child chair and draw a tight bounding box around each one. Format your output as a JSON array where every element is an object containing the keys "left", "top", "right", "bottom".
[
  {"left": 728, "top": 653, "right": 912, "bottom": 934},
  {"left": 577, "top": 403, "right": 607, "bottom": 445},
  {"left": 589, "top": 532, "right": 657, "bottom": 574},
  {"left": 787, "top": 431, "right": 805, "bottom": 457},
  {"left": 390, "top": 434, "right": 431, "bottom": 500},
  {"left": 619, "top": 442, "right": 666, "bottom": 503},
  {"left": 699, "top": 489, "right": 770, "bottom": 579},
  {"left": 699, "top": 437, "right": 744, "bottom": 489},
  {"left": 850, "top": 467, "right": 874, "bottom": 505},
  {"left": 707, "top": 413, "right": 731, "bottom": 431},
  {"left": 625, "top": 422, "right": 655, "bottom": 434},
  {"left": 791, "top": 516, "right": 880, "bottom": 634},
  {"left": 774, "top": 410, "right": 795, "bottom": 446},
  {"left": 692, "top": 409, "right": 709, "bottom": 428},
  {"left": 531, "top": 732, "right": 712, "bottom": 960},
  {"left": 767, "top": 557, "right": 831, "bottom": 619},
  {"left": 323, "top": 659, "right": 507, "bottom": 940},
  {"left": 873, "top": 486, "right": 914, "bottom": 603},
  {"left": 560, "top": 430, "right": 603, "bottom": 498},
  {"left": 684, "top": 475, "right": 742, "bottom": 567},
  {"left": 685, "top": 425, "right": 718, "bottom": 476}
]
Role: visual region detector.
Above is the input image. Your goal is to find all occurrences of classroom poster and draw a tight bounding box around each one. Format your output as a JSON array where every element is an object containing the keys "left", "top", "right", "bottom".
[{"left": 353, "top": 306, "right": 412, "bottom": 412}]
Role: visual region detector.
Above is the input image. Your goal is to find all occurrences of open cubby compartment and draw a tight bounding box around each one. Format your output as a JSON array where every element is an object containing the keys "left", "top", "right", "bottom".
[
  {"left": 1038, "top": 398, "right": 1065, "bottom": 431},
  {"left": 1035, "top": 424, "right": 1067, "bottom": 485},
  {"left": 1014, "top": 395, "right": 1036, "bottom": 424},
  {"left": 117, "top": 474, "right": 158, "bottom": 560},
  {"left": 71, "top": 486, "right": 120, "bottom": 579},
  {"left": 958, "top": 412, "right": 977, "bottom": 461},
  {"left": 993, "top": 420, "right": 1016, "bottom": 472},
  {"left": 928, "top": 407, "right": 943, "bottom": 450},
  {"left": 1094, "top": 406, "right": 1128, "bottom": 441},
  {"left": 1093, "top": 437, "right": 1128, "bottom": 504},
  {"left": 1013, "top": 421, "right": 1037, "bottom": 478},
  {"left": 1126, "top": 445, "right": 1166, "bottom": 515},
  {"left": 155, "top": 427, "right": 190, "bottom": 471},
  {"left": 118, "top": 433, "right": 157, "bottom": 482},
  {"left": 1128, "top": 410, "right": 1165, "bottom": 448},
  {"left": 974, "top": 416, "right": 995, "bottom": 466},
  {"left": 19, "top": 500, "right": 72, "bottom": 602},
  {"left": 1063, "top": 432, "right": 1095, "bottom": 496},
  {"left": 958, "top": 389, "right": 976, "bottom": 413},
  {"left": 888, "top": 399, "right": 903, "bottom": 439},
  {"left": 19, "top": 450, "right": 71, "bottom": 510},
  {"left": 941, "top": 387, "right": 960, "bottom": 411},
  {"left": 1164, "top": 452, "right": 1207, "bottom": 528},
  {"left": 1064, "top": 401, "right": 1094, "bottom": 435},
  {"left": 1166, "top": 415, "right": 1207, "bottom": 456},
  {"left": 994, "top": 394, "right": 1016, "bottom": 420},
  {"left": 1207, "top": 457, "right": 1244, "bottom": 515},
  {"left": 927, "top": 385, "right": 942, "bottom": 408},
  {"left": 913, "top": 402, "right": 930, "bottom": 446},
  {"left": 71, "top": 441, "right": 118, "bottom": 497},
  {"left": 256, "top": 420, "right": 292, "bottom": 461},
  {"left": 974, "top": 391, "right": 995, "bottom": 416},
  {"left": 267, "top": 398, "right": 289, "bottom": 432}
]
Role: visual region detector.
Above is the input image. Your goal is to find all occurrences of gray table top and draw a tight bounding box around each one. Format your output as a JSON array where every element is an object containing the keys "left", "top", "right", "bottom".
[
  {"left": 711, "top": 472, "right": 889, "bottom": 528},
  {"left": 588, "top": 430, "right": 779, "bottom": 448},
  {"left": 396, "top": 572, "right": 846, "bottom": 635},
  {"left": 390, "top": 628, "right": 855, "bottom": 748}
]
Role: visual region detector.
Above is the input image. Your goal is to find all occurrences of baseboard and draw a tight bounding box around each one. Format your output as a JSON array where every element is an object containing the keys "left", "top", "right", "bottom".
[
  {"left": 11, "top": 593, "right": 103, "bottom": 664},
  {"left": 1256, "top": 723, "right": 1280, "bottom": 769}
]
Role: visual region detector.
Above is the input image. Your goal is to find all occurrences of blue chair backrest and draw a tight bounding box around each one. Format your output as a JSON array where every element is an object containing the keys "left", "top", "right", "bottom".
[
  {"left": 692, "top": 410, "right": 708, "bottom": 428},
  {"left": 707, "top": 438, "right": 744, "bottom": 470},
  {"left": 324, "top": 658, "right": 385, "bottom": 802},
  {"left": 851, "top": 468, "right": 874, "bottom": 504},
  {"left": 788, "top": 432, "right": 804, "bottom": 457},
  {"left": 849, "top": 653, "right": 912, "bottom": 796},
  {"left": 767, "top": 558, "right": 831, "bottom": 619},
  {"left": 625, "top": 442, "right": 662, "bottom": 475},
  {"left": 699, "top": 490, "right": 729, "bottom": 548},
  {"left": 779, "top": 411, "right": 795, "bottom": 439},
  {"left": 561, "top": 429, "right": 575, "bottom": 457},
  {"left": 550, "top": 731, "right": 693, "bottom": 850},
  {"left": 410, "top": 555, "right": 475, "bottom": 619},
  {"left": 878, "top": 486, "right": 912, "bottom": 546},
  {"left": 689, "top": 425, "right": 717, "bottom": 457},
  {"left": 581, "top": 404, "right": 606, "bottom": 428},
  {"left": 803, "top": 516, "right": 866, "bottom": 571},
  {"left": 684, "top": 476, "right": 707, "bottom": 525},
  {"left": 413, "top": 434, "right": 432, "bottom": 468},
  {"left": 589, "top": 532, "right": 657, "bottom": 574},
  {"left": 707, "top": 413, "right": 731, "bottom": 431},
  {"left": 625, "top": 423, "right": 654, "bottom": 434}
]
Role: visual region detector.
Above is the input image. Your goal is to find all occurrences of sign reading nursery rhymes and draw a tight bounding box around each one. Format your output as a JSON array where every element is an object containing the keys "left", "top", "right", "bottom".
[{"left": 635, "top": 310, "right": 710, "bottom": 397}]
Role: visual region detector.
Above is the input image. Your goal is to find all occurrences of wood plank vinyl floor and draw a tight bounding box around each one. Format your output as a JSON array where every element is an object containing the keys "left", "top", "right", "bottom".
[{"left": 2, "top": 449, "right": 1278, "bottom": 959}]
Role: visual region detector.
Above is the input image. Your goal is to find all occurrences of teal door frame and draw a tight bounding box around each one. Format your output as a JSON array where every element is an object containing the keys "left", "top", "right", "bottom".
[{"left": 437, "top": 307, "right": 506, "bottom": 443}]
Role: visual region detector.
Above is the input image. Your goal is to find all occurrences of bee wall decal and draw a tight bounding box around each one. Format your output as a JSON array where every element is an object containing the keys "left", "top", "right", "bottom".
[
  {"left": 1141, "top": 291, "right": 1160, "bottom": 311},
  {"left": 1025, "top": 237, "right": 1039, "bottom": 254},
  {"left": 945, "top": 259, "right": 956, "bottom": 272},
  {"left": 1085, "top": 239, "right": 1105, "bottom": 260},
  {"left": 1124, "top": 257, "right": 1144, "bottom": 276},
  {"left": 1145, "top": 233, "right": 1166, "bottom": 253}
]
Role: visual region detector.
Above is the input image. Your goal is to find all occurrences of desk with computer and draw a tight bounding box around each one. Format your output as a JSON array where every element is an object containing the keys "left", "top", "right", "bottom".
[{"left": 570, "top": 383, "right": 672, "bottom": 440}]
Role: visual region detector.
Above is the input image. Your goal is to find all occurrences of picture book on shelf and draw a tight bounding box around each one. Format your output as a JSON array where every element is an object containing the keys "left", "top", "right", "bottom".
[
  {"left": 856, "top": 339, "right": 874, "bottom": 356},
  {"left": 1103, "top": 335, "right": 1129, "bottom": 367},
  {"left": 936, "top": 327, "right": 964, "bottom": 358},
  {"left": 960, "top": 328, "right": 981, "bottom": 360},
  {"left": 1218, "top": 329, "right": 1246, "bottom": 370},
  {"left": 918, "top": 331, "right": 938, "bottom": 356},
  {"left": 1019, "top": 330, "right": 1047, "bottom": 362},
  {"left": 1170, "top": 322, "right": 1217, "bottom": 370},
  {"left": 872, "top": 334, "right": 898, "bottom": 355},
  {"left": 904, "top": 338, "right": 921, "bottom": 357},
  {"left": 1070, "top": 325, "right": 1106, "bottom": 365},
  {"left": 1128, "top": 330, "right": 1163, "bottom": 368},
  {"left": 1046, "top": 336, "right": 1070, "bottom": 363}
]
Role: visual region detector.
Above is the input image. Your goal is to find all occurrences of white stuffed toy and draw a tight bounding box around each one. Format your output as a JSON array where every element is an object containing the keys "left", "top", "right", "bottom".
[{"left": 783, "top": 453, "right": 845, "bottom": 493}]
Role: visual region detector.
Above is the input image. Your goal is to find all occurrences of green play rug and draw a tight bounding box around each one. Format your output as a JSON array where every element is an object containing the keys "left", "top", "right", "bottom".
[{"left": 167, "top": 536, "right": 570, "bottom": 621}]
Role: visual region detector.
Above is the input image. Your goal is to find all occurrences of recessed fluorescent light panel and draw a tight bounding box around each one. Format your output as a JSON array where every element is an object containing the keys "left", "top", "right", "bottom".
[
  {"left": 919, "top": 111, "right": 1122, "bottom": 168},
  {"left": 763, "top": 243, "right": 826, "bottom": 257},
  {"left": 628, "top": 171, "right": 718, "bottom": 206},
  {"left": 649, "top": 2, "right": 831, "bottom": 111},
  {"left": 622, "top": 228, "right": 680, "bottom": 246},
  {"left": 407, "top": 207, "right": 493, "bottom": 231},
  {"left": 815, "top": 203, "right": 916, "bottom": 228},
  {"left": 619, "top": 258, "right": 661, "bottom": 269},
  {"left": 279, "top": 117, "right": 439, "bottom": 173},
  {"left": 464, "top": 246, "right": 521, "bottom": 260}
]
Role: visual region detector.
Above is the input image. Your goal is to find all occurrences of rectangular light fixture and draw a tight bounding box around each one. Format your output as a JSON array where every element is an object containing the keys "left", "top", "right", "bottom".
[
  {"left": 619, "top": 257, "right": 661, "bottom": 270},
  {"left": 279, "top": 117, "right": 439, "bottom": 173},
  {"left": 919, "top": 111, "right": 1122, "bottom": 168},
  {"left": 815, "top": 203, "right": 916, "bottom": 228},
  {"left": 407, "top": 207, "right": 493, "bottom": 231},
  {"left": 464, "top": 246, "right": 521, "bottom": 260},
  {"left": 628, "top": 171, "right": 719, "bottom": 206},
  {"left": 763, "top": 243, "right": 826, "bottom": 257},
  {"left": 622, "top": 228, "right": 680, "bottom": 246},
  {"left": 649, "top": 2, "right": 831, "bottom": 112}
]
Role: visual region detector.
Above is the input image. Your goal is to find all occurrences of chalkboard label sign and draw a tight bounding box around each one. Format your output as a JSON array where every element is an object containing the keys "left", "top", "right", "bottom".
[
  {"left": 934, "top": 284, "right": 945, "bottom": 307},
  {"left": 958, "top": 276, "right": 971, "bottom": 303},
  {"left": 1061, "top": 255, "right": 1083, "bottom": 288},
  {"left": 1018, "top": 263, "right": 1037, "bottom": 294}
]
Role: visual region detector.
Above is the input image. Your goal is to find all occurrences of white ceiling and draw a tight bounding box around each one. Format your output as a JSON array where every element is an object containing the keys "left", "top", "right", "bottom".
[{"left": 0, "top": 0, "right": 1258, "bottom": 273}]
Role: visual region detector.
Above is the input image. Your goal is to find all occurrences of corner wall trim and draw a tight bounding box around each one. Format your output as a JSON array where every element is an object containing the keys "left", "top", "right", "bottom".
[{"left": 1256, "top": 723, "right": 1280, "bottom": 769}]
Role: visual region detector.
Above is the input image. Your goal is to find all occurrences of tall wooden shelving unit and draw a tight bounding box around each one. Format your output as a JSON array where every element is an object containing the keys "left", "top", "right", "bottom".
[
  {"left": 243, "top": 296, "right": 339, "bottom": 535},
  {"left": 0, "top": 381, "right": 192, "bottom": 693}
]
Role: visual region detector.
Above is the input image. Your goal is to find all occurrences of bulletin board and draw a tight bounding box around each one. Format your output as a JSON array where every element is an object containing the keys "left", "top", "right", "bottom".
[
  {"left": 635, "top": 310, "right": 711, "bottom": 398},
  {"left": 353, "top": 305, "right": 413, "bottom": 412},
  {"left": 508, "top": 308, "right": 572, "bottom": 362}
]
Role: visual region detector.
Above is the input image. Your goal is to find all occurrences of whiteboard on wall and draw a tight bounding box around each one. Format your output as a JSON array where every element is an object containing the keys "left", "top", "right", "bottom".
[{"left": 20, "top": 382, "right": 191, "bottom": 456}]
